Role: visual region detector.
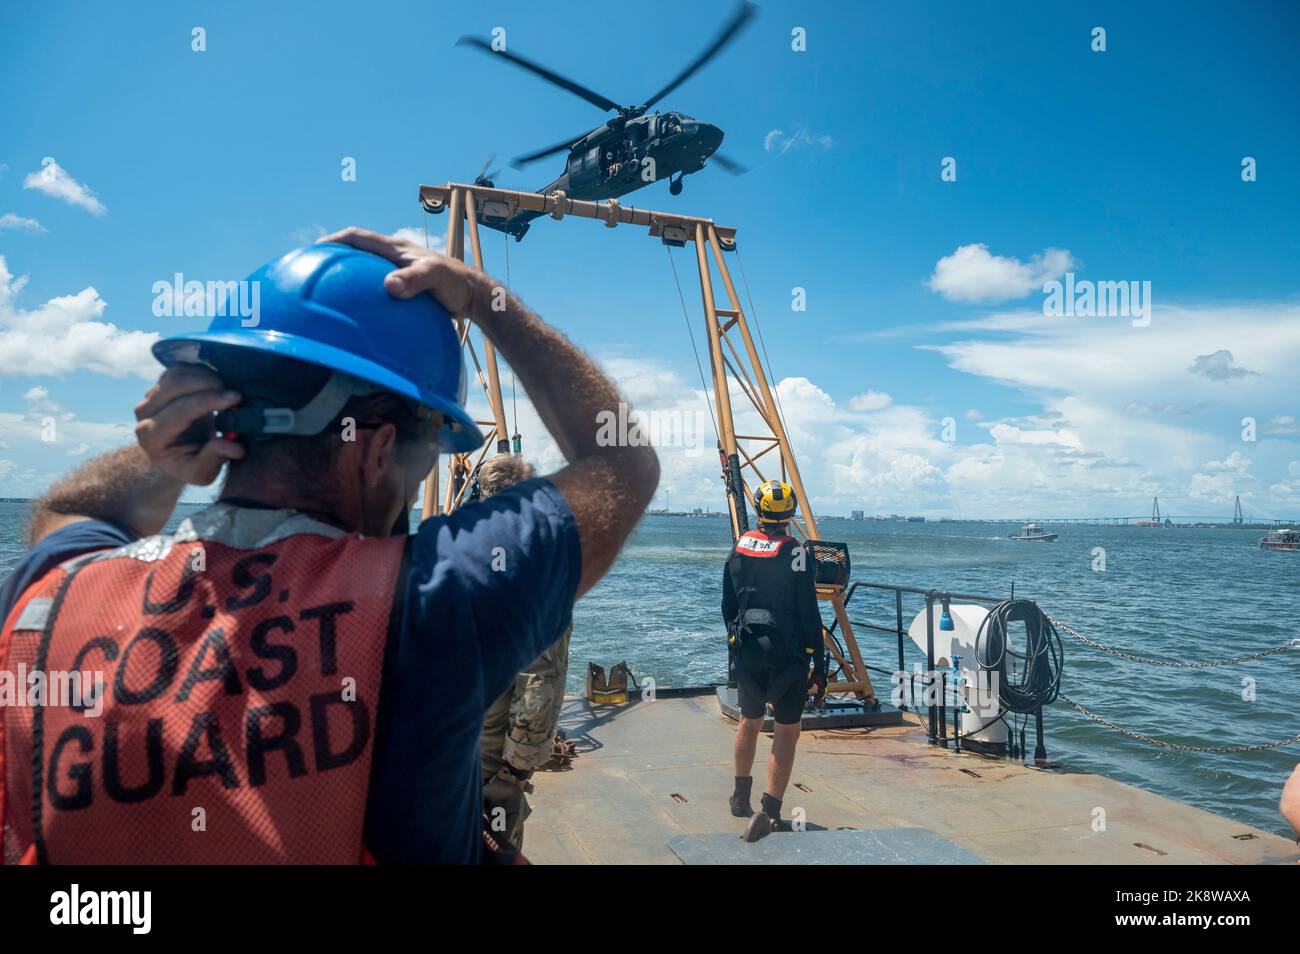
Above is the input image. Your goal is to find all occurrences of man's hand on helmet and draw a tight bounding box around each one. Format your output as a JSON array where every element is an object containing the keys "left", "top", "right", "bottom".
[
  {"left": 135, "top": 365, "right": 245, "bottom": 485},
  {"left": 318, "top": 227, "right": 495, "bottom": 322}
]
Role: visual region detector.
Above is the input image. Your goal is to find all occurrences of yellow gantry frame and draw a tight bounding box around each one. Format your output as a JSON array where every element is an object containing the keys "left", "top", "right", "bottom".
[
  {"left": 420, "top": 186, "right": 511, "bottom": 518},
  {"left": 418, "top": 183, "right": 876, "bottom": 703}
]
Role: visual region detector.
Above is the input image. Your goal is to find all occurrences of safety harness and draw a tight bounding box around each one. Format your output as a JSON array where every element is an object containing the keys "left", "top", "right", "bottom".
[{"left": 726, "top": 531, "right": 813, "bottom": 701}]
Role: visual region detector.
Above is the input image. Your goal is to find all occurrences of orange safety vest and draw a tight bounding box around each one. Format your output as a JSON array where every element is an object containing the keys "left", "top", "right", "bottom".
[{"left": 0, "top": 505, "right": 406, "bottom": 864}]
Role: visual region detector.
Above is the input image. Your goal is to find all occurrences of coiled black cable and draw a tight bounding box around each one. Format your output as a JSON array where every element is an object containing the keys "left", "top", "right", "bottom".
[{"left": 975, "top": 599, "right": 1064, "bottom": 714}]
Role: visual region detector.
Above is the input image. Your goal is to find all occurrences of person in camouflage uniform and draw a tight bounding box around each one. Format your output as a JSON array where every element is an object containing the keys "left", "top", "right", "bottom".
[{"left": 477, "top": 454, "right": 573, "bottom": 851}]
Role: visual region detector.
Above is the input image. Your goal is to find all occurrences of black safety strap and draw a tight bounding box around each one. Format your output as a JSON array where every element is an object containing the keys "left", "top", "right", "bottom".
[
  {"left": 28, "top": 556, "right": 96, "bottom": 865},
  {"left": 362, "top": 535, "right": 412, "bottom": 862}
]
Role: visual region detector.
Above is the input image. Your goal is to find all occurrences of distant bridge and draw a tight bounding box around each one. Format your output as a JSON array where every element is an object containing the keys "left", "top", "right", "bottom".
[
  {"left": 979, "top": 495, "right": 1294, "bottom": 527},
  {"left": 970, "top": 516, "right": 1295, "bottom": 527}
]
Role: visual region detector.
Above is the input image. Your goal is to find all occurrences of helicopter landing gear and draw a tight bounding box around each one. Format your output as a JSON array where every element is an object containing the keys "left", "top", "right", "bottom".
[{"left": 669, "top": 175, "right": 683, "bottom": 196}]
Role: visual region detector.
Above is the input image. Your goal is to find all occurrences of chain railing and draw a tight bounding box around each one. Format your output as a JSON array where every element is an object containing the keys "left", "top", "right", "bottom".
[
  {"left": 845, "top": 584, "right": 1300, "bottom": 755},
  {"left": 1059, "top": 694, "right": 1300, "bottom": 754},
  {"left": 1046, "top": 613, "right": 1300, "bottom": 669}
]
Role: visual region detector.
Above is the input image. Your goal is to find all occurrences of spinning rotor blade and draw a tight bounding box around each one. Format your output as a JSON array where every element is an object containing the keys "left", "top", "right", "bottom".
[
  {"left": 456, "top": 35, "right": 622, "bottom": 113},
  {"left": 510, "top": 131, "right": 592, "bottom": 168},
  {"left": 640, "top": 1, "right": 757, "bottom": 111},
  {"left": 710, "top": 152, "right": 748, "bottom": 175}
]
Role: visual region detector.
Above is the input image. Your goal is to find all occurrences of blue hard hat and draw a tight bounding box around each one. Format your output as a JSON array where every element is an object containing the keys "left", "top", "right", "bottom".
[{"left": 152, "top": 243, "right": 483, "bottom": 453}]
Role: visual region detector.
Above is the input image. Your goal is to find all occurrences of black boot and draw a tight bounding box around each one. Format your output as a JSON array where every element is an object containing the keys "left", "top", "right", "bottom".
[
  {"left": 729, "top": 775, "right": 754, "bottom": 818},
  {"left": 741, "top": 793, "right": 789, "bottom": 843},
  {"left": 762, "top": 793, "right": 794, "bottom": 833},
  {"left": 761, "top": 793, "right": 782, "bottom": 824}
]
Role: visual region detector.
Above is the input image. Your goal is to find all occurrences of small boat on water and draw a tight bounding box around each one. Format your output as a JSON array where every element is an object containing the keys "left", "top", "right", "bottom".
[
  {"left": 1009, "top": 521, "right": 1058, "bottom": 542},
  {"left": 1260, "top": 528, "right": 1300, "bottom": 551}
]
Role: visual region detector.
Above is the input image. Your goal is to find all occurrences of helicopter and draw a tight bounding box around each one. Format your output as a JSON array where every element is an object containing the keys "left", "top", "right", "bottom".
[{"left": 457, "top": 1, "right": 756, "bottom": 241}]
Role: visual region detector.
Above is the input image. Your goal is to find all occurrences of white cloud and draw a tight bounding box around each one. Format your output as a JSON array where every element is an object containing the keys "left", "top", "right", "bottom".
[
  {"left": 0, "top": 285, "right": 1269, "bottom": 512},
  {"left": 762, "top": 127, "right": 834, "bottom": 157},
  {"left": 930, "top": 303, "right": 1298, "bottom": 403},
  {"left": 22, "top": 385, "right": 64, "bottom": 417},
  {"left": 925, "top": 300, "right": 1300, "bottom": 515},
  {"left": 0, "top": 387, "right": 134, "bottom": 496},
  {"left": 1268, "top": 462, "right": 1300, "bottom": 502},
  {"left": 0, "top": 255, "right": 159, "bottom": 378},
  {"left": 0, "top": 213, "right": 46, "bottom": 233},
  {"left": 987, "top": 421, "right": 1082, "bottom": 448},
  {"left": 6, "top": 321, "right": 1288, "bottom": 515},
  {"left": 290, "top": 225, "right": 445, "bottom": 253},
  {"left": 1, "top": 388, "right": 130, "bottom": 445},
  {"left": 22, "top": 159, "right": 107, "bottom": 216},
  {"left": 1189, "top": 349, "right": 1257, "bottom": 381},
  {"left": 847, "top": 390, "right": 891, "bottom": 412},
  {"left": 392, "top": 227, "right": 445, "bottom": 252},
  {"left": 557, "top": 349, "right": 1219, "bottom": 516},
  {"left": 928, "top": 243, "right": 1074, "bottom": 304},
  {"left": 1189, "top": 451, "right": 1253, "bottom": 502},
  {"left": 1126, "top": 401, "right": 1209, "bottom": 417},
  {"left": 1263, "top": 415, "right": 1298, "bottom": 436},
  {"left": 290, "top": 224, "right": 329, "bottom": 244}
]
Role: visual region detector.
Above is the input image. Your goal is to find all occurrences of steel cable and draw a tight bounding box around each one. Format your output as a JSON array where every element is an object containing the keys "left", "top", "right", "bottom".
[{"left": 666, "top": 245, "right": 720, "bottom": 444}]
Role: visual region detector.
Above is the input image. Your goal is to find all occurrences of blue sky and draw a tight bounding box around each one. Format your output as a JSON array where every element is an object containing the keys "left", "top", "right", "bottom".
[{"left": 1, "top": 0, "right": 1298, "bottom": 518}]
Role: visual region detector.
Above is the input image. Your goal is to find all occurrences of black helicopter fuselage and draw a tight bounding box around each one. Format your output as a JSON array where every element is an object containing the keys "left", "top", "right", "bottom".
[
  {"left": 480, "top": 111, "right": 723, "bottom": 240},
  {"left": 458, "top": 1, "right": 753, "bottom": 241}
]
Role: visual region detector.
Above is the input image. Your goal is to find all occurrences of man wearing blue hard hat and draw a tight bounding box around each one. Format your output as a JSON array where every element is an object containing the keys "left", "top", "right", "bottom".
[{"left": 0, "top": 228, "right": 658, "bottom": 865}]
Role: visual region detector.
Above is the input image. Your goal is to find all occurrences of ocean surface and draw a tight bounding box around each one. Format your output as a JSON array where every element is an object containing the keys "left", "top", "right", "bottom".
[
  {"left": 581, "top": 514, "right": 1300, "bottom": 839},
  {"left": 3, "top": 502, "right": 1297, "bottom": 837}
]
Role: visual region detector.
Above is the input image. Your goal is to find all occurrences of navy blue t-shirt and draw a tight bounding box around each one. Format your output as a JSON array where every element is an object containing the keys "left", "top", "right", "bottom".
[
  {"left": 0, "top": 518, "right": 134, "bottom": 620},
  {"left": 368, "top": 477, "right": 581, "bottom": 863},
  {"left": 0, "top": 478, "right": 581, "bottom": 864}
]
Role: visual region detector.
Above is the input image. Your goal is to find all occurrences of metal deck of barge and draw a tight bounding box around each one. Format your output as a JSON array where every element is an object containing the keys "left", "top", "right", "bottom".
[{"left": 523, "top": 694, "right": 1299, "bottom": 865}]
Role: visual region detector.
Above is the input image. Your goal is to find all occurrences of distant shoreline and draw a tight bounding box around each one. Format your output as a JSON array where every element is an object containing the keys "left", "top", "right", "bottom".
[{"left": 0, "top": 499, "right": 1286, "bottom": 530}]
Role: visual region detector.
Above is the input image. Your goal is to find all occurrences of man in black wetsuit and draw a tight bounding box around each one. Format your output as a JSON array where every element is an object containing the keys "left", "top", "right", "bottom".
[{"left": 722, "top": 480, "right": 827, "bottom": 841}]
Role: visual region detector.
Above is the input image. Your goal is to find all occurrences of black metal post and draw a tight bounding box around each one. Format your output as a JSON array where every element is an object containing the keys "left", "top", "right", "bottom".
[
  {"left": 894, "top": 595, "right": 904, "bottom": 686},
  {"left": 952, "top": 665, "right": 962, "bottom": 754},
  {"left": 1034, "top": 704, "right": 1047, "bottom": 761},
  {"left": 937, "top": 670, "right": 948, "bottom": 748},
  {"left": 925, "top": 593, "right": 937, "bottom": 744}
]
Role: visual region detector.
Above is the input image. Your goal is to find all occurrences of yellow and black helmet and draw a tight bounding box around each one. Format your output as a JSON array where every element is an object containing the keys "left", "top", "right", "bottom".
[{"left": 753, "top": 479, "right": 797, "bottom": 523}]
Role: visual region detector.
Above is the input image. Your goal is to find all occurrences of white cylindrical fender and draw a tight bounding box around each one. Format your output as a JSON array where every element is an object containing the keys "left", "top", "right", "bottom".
[{"left": 906, "top": 603, "right": 1007, "bottom": 744}]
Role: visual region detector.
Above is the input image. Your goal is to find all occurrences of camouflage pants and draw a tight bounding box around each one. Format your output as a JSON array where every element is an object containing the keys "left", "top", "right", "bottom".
[{"left": 481, "top": 627, "right": 572, "bottom": 850}]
